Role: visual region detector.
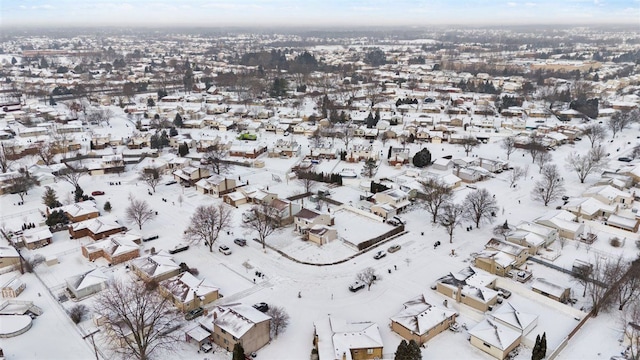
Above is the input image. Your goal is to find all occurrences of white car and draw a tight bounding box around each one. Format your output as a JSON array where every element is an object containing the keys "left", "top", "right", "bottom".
[{"left": 218, "top": 245, "right": 232, "bottom": 255}]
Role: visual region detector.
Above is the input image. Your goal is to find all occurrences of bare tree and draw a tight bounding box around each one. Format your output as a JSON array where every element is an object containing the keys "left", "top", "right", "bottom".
[
  {"left": 565, "top": 148, "right": 605, "bottom": 184},
  {"left": 492, "top": 220, "right": 513, "bottom": 241},
  {"left": 365, "top": 83, "right": 382, "bottom": 108},
  {"left": 356, "top": 267, "right": 379, "bottom": 291},
  {"left": 8, "top": 168, "right": 36, "bottom": 202},
  {"left": 508, "top": 166, "right": 524, "bottom": 188},
  {"left": 139, "top": 169, "right": 161, "bottom": 193},
  {"left": 203, "top": 144, "right": 230, "bottom": 175},
  {"left": 420, "top": 178, "right": 453, "bottom": 223},
  {"left": 608, "top": 111, "right": 634, "bottom": 139},
  {"left": 35, "top": 141, "right": 57, "bottom": 166},
  {"left": 57, "top": 166, "right": 86, "bottom": 188},
  {"left": 460, "top": 135, "right": 479, "bottom": 156},
  {"left": 295, "top": 172, "right": 317, "bottom": 194},
  {"left": 525, "top": 137, "right": 547, "bottom": 164},
  {"left": 532, "top": 164, "right": 565, "bottom": 206},
  {"left": 500, "top": 136, "right": 517, "bottom": 160},
  {"left": 463, "top": 188, "right": 499, "bottom": 228},
  {"left": 184, "top": 204, "right": 232, "bottom": 252},
  {"left": 582, "top": 123, "right": 607, "bottom": 148},
  {"left": 536, "top": 151, "right": 553, "bottom": 173},
  {"left": 88, "top": 108, "right": 114, "bottom": 126},
  {"left": 611, "top": 260, "right": 640, "bottom": 311},
  {"left": 0, "top": 143, "right": 15, "bottom": 173},
  {"left": 361, "top": 158, "right": 377, "bottom": 178},
  {"left": 588, "top": 255, "right": 626, "bottom": 316},
  {"left": 620, "top": 300, "right": 640, "bottom": 360},
  {"left": 243, "top": 203, "right": 281, "bottom": 250},
  {"left": 93, "top": 279, "right": 181, "bottom": 360},
  {"left": 438, "top": 202, "right": 465, "bottom": 243},
  {"left": 267, "top": 306, "right": 290, "bottom": 338},
  {"left": 126, "top": 198, "right": 155, "bottom": 230},
  {"left": 572, "top": 262, "right": 593, "bottom": 298},
  {"left": 337, "top": 122, "right": 355, "bottom": 150}
]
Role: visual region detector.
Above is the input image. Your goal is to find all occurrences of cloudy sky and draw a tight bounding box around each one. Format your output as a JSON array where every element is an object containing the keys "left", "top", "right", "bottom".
[{"left": 3, "top": 0, "right": 639, "bottom": 27}]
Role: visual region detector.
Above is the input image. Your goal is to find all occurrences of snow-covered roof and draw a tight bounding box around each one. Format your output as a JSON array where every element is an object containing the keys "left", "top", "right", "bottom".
[
  {"left": 469, "top": 318, "right": 521, "bottom": 351},
  {"left": 66, "top": 268, "right": 109, "bottom": 292},
  {"left": 213, "top": 303, "right": 271, "bottom": 338},
  {"left": 491, "top": 302, "right": 538, "bottom": 334},
  {"left": 531, "top": 278, "right": 569, "bottom": 298},
  {"left": 21, "top": 226, "right": 52, "bottom": 244},
  {"left": 314, "top": 316, "right": 383, "bottom": 360},
  {"left": 390, "top": 295, "right": 457, "bottom": 336},
  {"left": 160, "top": 272, "right": 218, "bottom": 303},
  {"left": 71, "top": 216, "right": 123, "bottom": 235}
]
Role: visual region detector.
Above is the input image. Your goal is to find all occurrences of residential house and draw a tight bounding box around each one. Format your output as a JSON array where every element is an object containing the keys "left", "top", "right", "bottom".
[
  {"left": 435, "top": 267, "right": 499, "bottom": 312},
  {"left": 131, "top": 251, "right": 182, "bottom": 282},
  {"left": 371, "top": 189, "right": 410, "bottom": 219},
  {"left": 491, "top": 302, "right": 538, "bottom": 336},
  {"left": 173, "top": 166, "right": 210, "bottom": 185},
  {"left": 228, "top": 141, "right": 267, "bottom": 159},
  {"left": 310, "top": 144, "right": 338, "bottom": 159},
  {"left": 583, "top": 185, "right": 634, "bottom": 209},
  {"left": 294, "top": 208, "right": 334, "bottom": 235},
  {"left": 346, "top": 144, "right": 377, "bottom": 163},
  {"left": 159, "top": 272, "right": 219, "bottom": 312},
  {"left": 208, "top": 303, "right": 271, "bottom": 354},
  {"left": 2, "top": 277, "right": 26, "bottom": 298},
  {"left": 81, "top": 233, "right": 141, "bottom": 265},
  {"left": 563, "top": 197, "right": 617, "bottom": 220},
  {"left": 530, "top": 278, "right": 571, "bottom": 303},
  {"left": 48, "top": 200, "right": 100, "bottom": 222},
  {"left": 432, "top": 158, "right": 454, "bottom": 171},
  {"left": 313, "top": 316, "right": 383, "bottom": 360},
  {"left": 65, "top": 268, "right": 109, "bottom": 299},
  {"left": 483, "top": 238, "right": 529, "bottom": 267},
  {"left": 606, "top": 214, "right": 640, "bottom": 232},
  {"left": 534, "top": 210, "right": 584, "bottom": 240},
  {"left": 307, "top": 225, "right": 338, "bottom": 245},
  {"left": 269, "top": 198, "right": 302, "bottom": 226},
  {"left": 269, "top": 139, "right": 301, "bottom": 158},
  {"left": 505, "top": 230, "right": 546, "bottom": 255},
  {"left": 20, "top": 227, "right": 53, "bottom": 249},
  {"left": 514, "top": 221, "right": 558, "bottom": 247},
  {"left": 390, "top": 294, "right": 457, "bottom": 345},
  {"left": 0, "top": 246, "right": 20, "bottom": 269},
  {"left": 468, "top": 318, "right": 521, "bottom": 360},
  {"left": 195, "top": 175, "right": 237, "bottom": 197},
  {"left": 69, "top": 216, "right": 126, "bottom": 240},
  {"left": 88, "top": 154, "right": 125, "bottom": 175}
]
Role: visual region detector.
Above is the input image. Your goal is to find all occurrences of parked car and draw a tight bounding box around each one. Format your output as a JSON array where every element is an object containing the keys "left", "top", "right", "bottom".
[
  {"left": 200, "top": 343, "right": 213, "bottom": 353},
  {"left": 185, "top": 307, "right": 204, "bottom": 320},
  {"left": 252, "top": 302, "right": 269, "bottom": 312},
  {"left": 169, "top": 243, "right": 189, "bottom": 254},
  {"left": 496, "top": 287, "right": 512, "bottom": 299},
  {"left": 91, "top": 191, "right": 105, "bottom": 196},
  {"left": 373, "top": 250, "right": 386, "bottom": 259},
  {"left": 618, "top": 157, "right": 633, "bottom": 162},
  {"left": 165, "top": 181, "right": 177, "bottom": 186},
  {"left": 219, "top": 245, "right": 232, "bottom": 255},
  {"left": 392, "top": 216, "right": 406, "bottom": 225},
  {"left": 234, "top": 238, "right": 247, "bottom": 246},
  {"left": 349, "top": 281, "right": 365, "bottom": 292},
  {"left": 386, "top": 218, "right": 401, "bottom": 226},
  {"left": 388, "top": 244, "right": 401, "bottom": 253}
]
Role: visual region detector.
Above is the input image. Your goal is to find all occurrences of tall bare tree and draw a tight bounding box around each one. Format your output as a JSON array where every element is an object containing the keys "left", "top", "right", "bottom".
[
  {"left": 184, "top": 204, "right": 233, "bottom": 252},
  {"left": 35, "top": 141, "right": 57, "bottom": 166},
  {"left": 620, "top": 300, "right": 640, "bottom": 360},
  {"left": 0, "top": 143, "right": 15, "bottom": 173},
  {"left": 126, "top": 198, "right": 155, "bottom": 230},
  {"left": 463, "top": 188, "right": 499, "bottom": 228},
  {"left": 93, "top": 279, "right": 181, "bottom": 360},
  {"left": 243, "top": 203, "right": 281, "bottom": 250},
  {"left": 438, "top": 202, "right": 465, "bottom": 243},
  {"left": 531, "top": 164, "right": 565, "bottom": 206},
  {"left": 295, "top": 171, "right": 317, "bottom": 194},
  {"left": 267, "top": 306, "right": 290, "bottom": 338},
  {"left": 421, "top": 178, "right": 453, "bottom": 223},
  {"left": 611, "top": 260, "right": 640, "bottom": 311},
  {"left": 139, "top": 169, "right": 161, "bottom": 193},
  {"left": 8, "top": 168, "right": 36, "bottom": 202},
  {"left": 203, "top": 144, "right": 230, "bottom": 175},
  {"left": 500, "top": 136, "right": 517, "bottom": 160},
  {"left": 356, "top": 267, "right": 379, "bottom": 291},
  {"left": 582, "top": 123, "right": 607, "bottom": 148},
  {"left": 608, "top": 111, "right": 635, "bottom": 139},
  {"left": 508, "top": 166, "right": 525, "bottom": 188},
  {"left": 460, "top": 135, "right": 479, "bottom": 156},
  {"left": 536, "top": 151, "right": 553, "bottom": 173},
  {"left": 588, "top": 255, "right": 626, "bottom": 316},
  {"left": 525, "top": 137, "right": 547, "bottom": 164},
  {"left": 565, "top": 148, "right": 605, "bottom": 183},
  {"left": 57, "top": 166, "right": 86, "bottom": 188}
]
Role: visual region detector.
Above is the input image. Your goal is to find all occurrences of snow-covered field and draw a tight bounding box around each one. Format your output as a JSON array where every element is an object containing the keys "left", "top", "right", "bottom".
[{"left": 1, "top": 109, "right": 639, "bottom": 360}]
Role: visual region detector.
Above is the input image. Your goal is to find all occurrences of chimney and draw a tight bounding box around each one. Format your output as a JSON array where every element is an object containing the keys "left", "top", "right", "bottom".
[{"left": 213, "top": 311, "right": 217, "bottom": 320}]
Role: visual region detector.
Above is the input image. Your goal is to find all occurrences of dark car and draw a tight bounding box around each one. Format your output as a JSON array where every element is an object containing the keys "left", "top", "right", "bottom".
[
  {"left": 91, "top": 191, "right": 105, "bottom": 196},
  {"left": 349, "top": 281, "right": 365, "bottom": 292},
  {"left": 618, "top": 157, "right": 633, "bottom": 162},
  {"left": 253, "top": 302, "right": 269, "bottom": 312},
  {"left": 234, "top": 238, "right": 247, "bottom": 246},
  {"left": 185, "top": 307, "right": 204, "bottom": 320}
]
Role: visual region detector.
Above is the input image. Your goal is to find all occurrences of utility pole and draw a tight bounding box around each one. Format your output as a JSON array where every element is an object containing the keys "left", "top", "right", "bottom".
[{"left": 82, "top": 328, "right": 100, "bottom": 360}]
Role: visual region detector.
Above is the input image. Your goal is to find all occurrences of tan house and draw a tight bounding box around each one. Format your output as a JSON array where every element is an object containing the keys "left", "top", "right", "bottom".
[
  {"left": 159, "top": 272, "right": 219, "bottom": 312},
  {"left": 131, "top": 252, "right": 182, "bottom": 283},
  {"left": 346, "top": 144, "right": 377, "bottom": 163},
  {"left": 583, "top": 185, "right": 634, "bottom": 209},
  {"left": 173, "top": 166, "right": 210, "bottom": 185},
  {"left": 294, "top": 208, "right": 334, "bottom": 235},
  {"left": 313, "top": 316, "right": 383, "bottom": 360},
  {"left": 371, "top": 188, "right": 410, "bottom": 219},
  {"left": 208, "top": 304, "right": 271, "bottom": 354},
  {"left": 492, "top": 302, "right": 538, "bottom": 335},
  {"left": 483, "top": 238, "right": 529, "bottom": 267},
  {"left": 228, "top": 141, "right": 267, "bottom": 159},
  {"left": 20, "top": 227, "right": 53, "bottom": 249},
  {"left": 307, "top": 225, "right": 338, "bottom": 245},
  {"left": 563, "top": 197, "right": 617, "bottom": 220},
  {"left": 534, "top": 210, "right": 584, "bottom": 240},
  {"left": 435, "top": 267, "right": 499, "bottom": 312},
  {"left": 468, "top": 318, "right": 521, "bottom": 360},
  {"left": 69, "top": 216, "right": 126, "bottom": 240},
  {"left": 194, "top": 175, "right": 237, "bottom": 197},
  {"left": 0, "top": 246, "right": 20, "bottom": 269},
  {"left": 81, "top": 233, "right": 141, "bottom": 265},
  {"left": 390, "top": 294, "right": 457, "bottom": 345},
  {"left": 48, "top": 201, "right": 100, "bottom": 223}
]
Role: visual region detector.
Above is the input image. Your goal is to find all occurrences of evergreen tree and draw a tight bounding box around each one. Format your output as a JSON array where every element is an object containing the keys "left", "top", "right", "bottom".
[
  {"left": 232, "top": 343, "right": 245, "bottom": 360},
  {"left": 178, "top": 142, "right": 189, "bottom": 157},
  {"left": 395, "top": 340, "right": 409, "bottom": 360},
  {"left": 11, "top": 57, "right": 16, "bottom": 65},
  {"left": 42, "top": 186, "right": 62, "bottom": 208},
  {"left": 540, "top": 332, "right": 547, "bottom": 359},
  {"left": 104, "top": 201, "right": 112, "bottom": 212},
  {"left": 173, "top": 113, "right": 183, "bottom": 127},
  {"left": 412, "top": 148, "right": 432, "bottom": 168},
  {"left": 407, "top": 340, "right": 422, "bottom": 360},
  {"left": 74, "top": 185, "right": 85, "bottom": 203},
  {"left": 532, "top": 334, "right": 543, "bottom": 360},
  {"left": 49, "top": 95, "right": 57, "bottom": 106}
]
